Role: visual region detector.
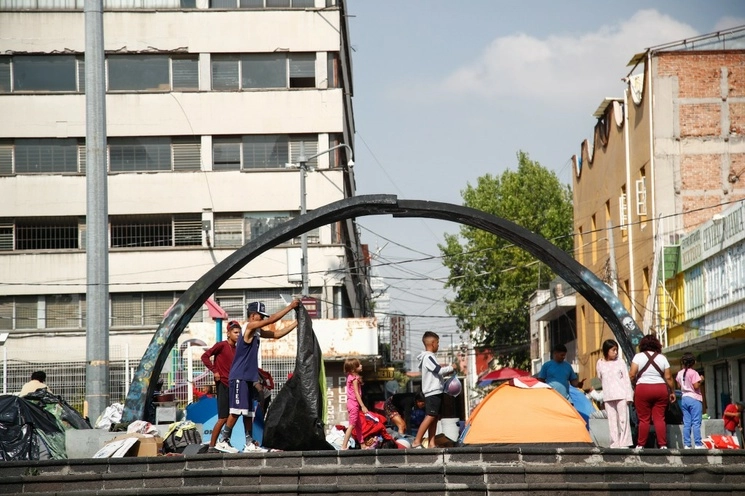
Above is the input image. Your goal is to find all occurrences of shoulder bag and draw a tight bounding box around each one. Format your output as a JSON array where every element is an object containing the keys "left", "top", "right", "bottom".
[{"left": 641, "top": 352, "right": 683, "bottom": 425}]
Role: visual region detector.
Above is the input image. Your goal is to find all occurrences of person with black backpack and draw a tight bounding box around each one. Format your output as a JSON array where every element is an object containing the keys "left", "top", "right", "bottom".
[
  {"left": 676, "top": 353, "right": 705, "bottom": 449},
  {"left": 629, "top": 334, "right": 676, "bottom": 450}
]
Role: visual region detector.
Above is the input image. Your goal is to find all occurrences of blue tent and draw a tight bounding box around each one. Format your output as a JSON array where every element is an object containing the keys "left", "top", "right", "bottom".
[{"left": 568, "top": 386, "right": 595, "bottom": 430}]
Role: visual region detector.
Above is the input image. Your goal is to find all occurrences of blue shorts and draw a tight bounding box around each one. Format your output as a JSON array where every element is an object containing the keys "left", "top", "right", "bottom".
[{"left": 228, "top": 379, "right": 258, "bottom": 417}]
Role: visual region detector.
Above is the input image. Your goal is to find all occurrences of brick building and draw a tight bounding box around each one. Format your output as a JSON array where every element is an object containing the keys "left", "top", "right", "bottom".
[{"left": 571, "top": 26, "right": 745, "bottom": 416}]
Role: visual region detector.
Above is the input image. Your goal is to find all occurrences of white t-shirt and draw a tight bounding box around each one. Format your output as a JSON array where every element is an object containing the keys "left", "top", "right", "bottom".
[{"left": 632, "top": 352, "right": 670, "bottom": 385}]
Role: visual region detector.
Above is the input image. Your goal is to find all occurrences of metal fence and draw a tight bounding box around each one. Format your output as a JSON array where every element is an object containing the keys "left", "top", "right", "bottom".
[{"left": 1, "top": 343, "right": 297, "bottom": 420}]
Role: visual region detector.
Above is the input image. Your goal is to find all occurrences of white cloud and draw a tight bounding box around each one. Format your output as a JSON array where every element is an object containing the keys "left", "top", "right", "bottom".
[
  {"left": 714, "top": 16, "right": 745, "bottom": 31},
  {"left": 438, "top": 9, "right": 698, "bottom": 104}
]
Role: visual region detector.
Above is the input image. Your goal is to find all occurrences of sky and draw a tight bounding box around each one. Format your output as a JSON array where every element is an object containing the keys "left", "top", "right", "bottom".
[{"left": 344, "top": 1, "right": 745, "bottom": 359}]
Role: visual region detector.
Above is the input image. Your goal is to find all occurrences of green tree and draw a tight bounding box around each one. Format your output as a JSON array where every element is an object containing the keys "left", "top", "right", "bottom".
[{"left": 440, "top": 151, "right": 573, "bottom": 368}]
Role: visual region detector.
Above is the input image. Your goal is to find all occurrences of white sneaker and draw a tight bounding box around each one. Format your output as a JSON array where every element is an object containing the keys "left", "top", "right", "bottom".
[
  {"left": 214, "top": 440, "right": 238, "bottom": 453},
  {"left": 694, "top": 445, "right": 707, "bottom": 449},
  {"left": 242, "top": 443, "right": 267, "bottom": 453}
]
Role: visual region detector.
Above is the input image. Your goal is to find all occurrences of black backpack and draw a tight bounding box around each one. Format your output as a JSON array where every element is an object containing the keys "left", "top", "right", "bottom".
[{"left": 163, "top": 421, "right": 202, "bottom": 454}]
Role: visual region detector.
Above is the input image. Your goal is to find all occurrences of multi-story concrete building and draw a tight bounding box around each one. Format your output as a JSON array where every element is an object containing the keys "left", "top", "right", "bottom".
[
  {"left": 0, "top": 1, "right": 371, "bottom": 366},
  {"left": 572, "top": 26, "right": 745, "bottom": 415}
]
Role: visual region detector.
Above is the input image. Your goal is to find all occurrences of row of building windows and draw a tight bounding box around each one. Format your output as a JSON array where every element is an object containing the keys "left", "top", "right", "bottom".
[
  {"left": 0, "top": 52, "right": 339, "bottom": 93},
  {"left": 0, "top": 0, "right": 328, "bottom": 11},
  {"left": 0, "top": 212, "right": 322, "bottom": 251},
  {"left": 683, "top": 238, "right": 745, "bottom": 321},
  {"left": 0, "top": 135, "right": 328, "bottom": 174},
  {"left": 0, "top": 288, "right": 298, "bottom": 331}
]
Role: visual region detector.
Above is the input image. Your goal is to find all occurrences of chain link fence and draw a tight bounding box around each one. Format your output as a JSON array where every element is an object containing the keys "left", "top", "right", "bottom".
[{"left": 1, "top": 343, "right": 297, "bottom": 420}]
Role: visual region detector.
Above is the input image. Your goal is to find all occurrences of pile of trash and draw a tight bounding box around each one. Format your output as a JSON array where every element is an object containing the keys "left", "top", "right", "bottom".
[{"left": 0, "top": 390, "right": 91, "bottom": 461}]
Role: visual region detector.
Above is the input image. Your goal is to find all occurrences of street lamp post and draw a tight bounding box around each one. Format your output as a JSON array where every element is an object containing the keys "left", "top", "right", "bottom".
[{"left": 293, "top": 142, "right": 354, "bottom": 296}]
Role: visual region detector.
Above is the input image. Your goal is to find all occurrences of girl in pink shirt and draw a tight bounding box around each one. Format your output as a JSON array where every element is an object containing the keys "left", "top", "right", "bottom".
[
  {"left": 341, "top": 358, "right": 368, "bottom": 450},
  {"left": 676, "top": 353, "right": 704, "bottom": 448},
  {"left": 596, "top": 339, "right": 634, "bottom": 448}
]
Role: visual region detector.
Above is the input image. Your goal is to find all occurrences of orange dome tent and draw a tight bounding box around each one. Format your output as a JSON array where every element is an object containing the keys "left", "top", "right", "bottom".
[{"left": 459, "top": 377, "right": 593, "bottom": 446}]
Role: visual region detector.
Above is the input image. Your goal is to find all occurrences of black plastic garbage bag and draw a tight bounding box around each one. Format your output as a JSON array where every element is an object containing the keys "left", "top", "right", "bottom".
[
  {"left": 0, "top": 390, "right": 91, "bottom": 460},
  {"left": 263, "top": 305, "right": 333, "bottom": 451},
  {"left": 0, "top": 422, "right": 37, "bottom": 461}
]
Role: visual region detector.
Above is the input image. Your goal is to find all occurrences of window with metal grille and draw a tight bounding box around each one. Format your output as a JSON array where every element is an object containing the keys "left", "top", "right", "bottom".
[
  {"left": 111, "top": 215, "right": 172, "bottom": 248},
  {"left": 289, "top": 53, "right": 315, "bottom": 88},
  {"left": 78, "top": 143, "right": 87, "bottom": 174},
  {"left": 0, "top": 141, "right": 12, "bottom": 174},
  {"left": 0, "top": 297, "right": 11, "bottom": 330},
  {"left": 212, "top": 138, "right": 242, "bottom": 170},
  {"left": 174, "top": 214, "right": 203, "bottom": 246},
  {"left": 13, "top": 55, "right": 77, "bottom": 92},
  {"left": 109, "top": 137, "right": 171, "bottom": 172},
  {"left": 0, "top": 56, "right": 9, "bottom": 93},
  {"left": 15, "top": 218, "right": 79, "bottom": 250},
  {"left": 0, "top": 221, "right": 12, "bottom": 251},
  {"left": 77, "top": 56, "right": 85, "bottom": 93},
  {"left": 80, "top": 294, "right": 87, "bottom": 328},
  {"left": 172, "top": 57, "right": 199, "bottom": 91},
  {"left": 214, "top": 215, "right": 244, "bottom": 247},
  {"left": 6, "top": 137, "right": 199, "bottom": 175},
  {"left": 15, "top": 138, "right": 79, "bottom": 174},
  {"left": 15, "top": 296, "right": 38, "bottom": 330},
  {"left": 211, "top": 55, "right": 240, "bottom": 90},
  {"left": 172, "top": 137, "right": 201, "bottom": 171},
  {"left": 289, "top": 135, "right": 318, "bottom": 168},
  {"left": 242, "top": 53, "right": 285, "bottom": 88},
  {"left": 108, "top": 54, "right": 170, "bottom": 92},
  {"left": 211, "top": 0, "right": 315, "bottom": 8},
  {"left": 214, "top": 291, "right": 245, "bottom": 320},
  {"left": 327, "top": 52, "right": 340, "bottom": 89},
  {"left": 243, "top": 135, "right": 290, "bottom": 169},
  {"left": 111, "top": 293, "right": 142, "bottom": 327},
  {"left": 144, "top": 293, "right": 174, "bottom": 326},
  {"left": 46, "top": 294, "right": 82, "bottom": 329},
  {"left": 212, "top": 53, "right": 316, "bottom": 90},
  {"left": 213, "top": 134, "right": 317, "bottom": 170}
]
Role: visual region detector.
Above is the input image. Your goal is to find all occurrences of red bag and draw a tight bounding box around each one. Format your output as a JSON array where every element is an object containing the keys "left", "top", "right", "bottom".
[
  {"left": 702, "top": 434, "right": 740, "bottom": 449},
  {"left": 258, "top": 368, "right": 274, "bottom": 390}
]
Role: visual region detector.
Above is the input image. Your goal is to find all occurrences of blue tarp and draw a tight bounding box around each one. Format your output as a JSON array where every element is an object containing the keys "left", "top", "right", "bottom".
[{"left": 568, "top": 386, "right": 594, "bottom": 430}]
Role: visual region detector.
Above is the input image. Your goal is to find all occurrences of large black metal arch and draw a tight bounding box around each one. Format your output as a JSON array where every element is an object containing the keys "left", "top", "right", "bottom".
[{"left": 122, "top": 194, "right": 642, "bottom": 422}]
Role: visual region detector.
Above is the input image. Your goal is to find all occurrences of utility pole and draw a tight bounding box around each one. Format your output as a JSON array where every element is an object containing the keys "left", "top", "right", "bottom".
[
  {"left": 84, "top": 0, "right": 110, "bottom": 422},
  {"left": 292, "top": 142, "right": 353, "bottom": 297}
]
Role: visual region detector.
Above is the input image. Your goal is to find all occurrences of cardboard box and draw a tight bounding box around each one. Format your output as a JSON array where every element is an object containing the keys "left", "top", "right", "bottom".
[{"left": 104, "top": 433, "right": 164, "bottom": 457}]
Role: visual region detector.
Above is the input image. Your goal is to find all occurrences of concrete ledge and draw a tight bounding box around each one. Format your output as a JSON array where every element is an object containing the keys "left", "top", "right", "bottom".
[{"left": 4, "top": 446, "right": 745, "bottom": 495}]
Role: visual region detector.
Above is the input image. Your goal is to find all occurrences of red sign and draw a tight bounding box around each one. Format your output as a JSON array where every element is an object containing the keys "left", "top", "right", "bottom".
[{"left": 301, "top": 297, "right": 319, "bottom": 318}]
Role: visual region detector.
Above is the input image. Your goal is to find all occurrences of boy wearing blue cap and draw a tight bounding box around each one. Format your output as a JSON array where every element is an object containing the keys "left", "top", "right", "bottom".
[{"left": 214, "top": 298, "right": 300, "bottom": 453}]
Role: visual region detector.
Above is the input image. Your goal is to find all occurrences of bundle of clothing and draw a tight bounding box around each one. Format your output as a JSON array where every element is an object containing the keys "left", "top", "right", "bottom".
[{"left": 326, "top": 411, "right": 400, "bottom": 450}]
